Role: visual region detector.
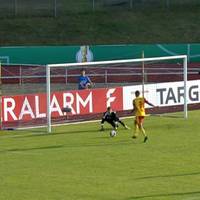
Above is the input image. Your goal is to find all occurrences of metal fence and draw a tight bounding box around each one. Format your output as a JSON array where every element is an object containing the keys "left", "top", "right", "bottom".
[
  {"left": 0, "top": 0, "right": 199, "bottom": 18},
  {"left": 1, "top": 62, "right": 200, "bottom": 95}
]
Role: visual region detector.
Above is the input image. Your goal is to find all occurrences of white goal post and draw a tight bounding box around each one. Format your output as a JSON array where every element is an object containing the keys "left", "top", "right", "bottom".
[{"left": 46, "top": 55, "right": 188, "bottom": 133}]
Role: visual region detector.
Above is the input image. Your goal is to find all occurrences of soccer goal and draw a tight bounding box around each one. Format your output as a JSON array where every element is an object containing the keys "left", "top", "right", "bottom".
[
  {"left": 1, "top": 55, "right": 195, "bottom": 131},
  {"left": 46, "top": 55, "right": 189, "bottom": 133}
]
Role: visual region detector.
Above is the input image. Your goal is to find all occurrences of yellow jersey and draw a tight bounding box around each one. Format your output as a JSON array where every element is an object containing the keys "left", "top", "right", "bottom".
[{"left": 133, "top": 97, "right": 146, "bottom": 116}]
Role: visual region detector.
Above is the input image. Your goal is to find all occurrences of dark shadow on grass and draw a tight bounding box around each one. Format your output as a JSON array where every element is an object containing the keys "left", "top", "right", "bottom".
[
  {"left": 0, "top": 129, "right": 46, "bottom": 138},
  {"left": 63, "top": 140, "right": 133, "bottom": 149},
  {"left": 126, "top": 191, "right": 200, "bottom": 199},
  {"left": 133, "top": 171, "right": 200, "bottom": 181},
  {"left": 0, "top": 139, "right": 134, "bottom": 154},
  {"left": 13, "top": 129, "right": 101, "bottom": 139},
  {"left": 0, "top": 144, "right": 64, "bottom": 153}
]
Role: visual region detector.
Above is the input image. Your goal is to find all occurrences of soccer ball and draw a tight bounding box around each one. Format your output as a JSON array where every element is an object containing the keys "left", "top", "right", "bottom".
[{"left": 110, "top": 130, "right": 117, "bottom": 137}]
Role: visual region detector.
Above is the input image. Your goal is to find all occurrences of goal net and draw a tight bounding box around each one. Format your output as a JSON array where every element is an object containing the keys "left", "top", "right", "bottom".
[
  {"left": 1, "top": 55, "right": 200, "bottom": 132},
  {"left": 46, "top": 55, "right": 190, "bottom": 133},
  {"left": 0, "top": 64, "right": 47, "bottom": 130}
]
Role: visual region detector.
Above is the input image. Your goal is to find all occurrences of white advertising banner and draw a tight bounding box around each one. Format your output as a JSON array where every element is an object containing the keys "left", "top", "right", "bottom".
[{"left": 123, "top": 80, "right": 200, "bottom": 110}]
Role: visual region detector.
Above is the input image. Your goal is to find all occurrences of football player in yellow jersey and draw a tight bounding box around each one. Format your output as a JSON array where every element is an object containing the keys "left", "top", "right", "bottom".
[{"left": 132, "top": 90, "right": 155, "bottom": 143}]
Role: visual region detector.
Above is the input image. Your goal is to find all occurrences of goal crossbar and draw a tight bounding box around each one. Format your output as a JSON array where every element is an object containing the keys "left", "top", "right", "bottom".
[{"left": 47, "top": 55, "right": 187, "bottom": 68}]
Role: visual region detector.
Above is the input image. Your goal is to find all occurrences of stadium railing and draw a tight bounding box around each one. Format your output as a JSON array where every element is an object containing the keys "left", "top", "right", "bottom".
[
  {"left": 0, "top": 0, "right": 199, "bottom": 18},
  {"left": 1, "top": 62, "right": 200, "bottom": 96}
]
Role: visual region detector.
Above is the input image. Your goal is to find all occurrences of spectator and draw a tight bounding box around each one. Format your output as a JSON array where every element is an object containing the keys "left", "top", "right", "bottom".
[{"left": 78, "top": 69, "right": 94, "bottom": 90}]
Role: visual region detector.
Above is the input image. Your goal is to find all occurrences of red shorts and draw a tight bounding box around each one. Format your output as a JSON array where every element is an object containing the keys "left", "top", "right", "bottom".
[{"left": 135, "top": 116, "right": 145, "bottom": 125}]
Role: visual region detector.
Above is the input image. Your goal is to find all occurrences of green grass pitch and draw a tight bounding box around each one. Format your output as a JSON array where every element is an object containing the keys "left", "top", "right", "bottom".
[{"left": 0, "top": 110, "right": 200, "bottom": 200}]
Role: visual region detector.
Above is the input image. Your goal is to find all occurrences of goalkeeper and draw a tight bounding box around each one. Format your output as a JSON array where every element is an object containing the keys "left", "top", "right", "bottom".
[{"left": 100, "top": 107, "right": 129, "bottom": 131}]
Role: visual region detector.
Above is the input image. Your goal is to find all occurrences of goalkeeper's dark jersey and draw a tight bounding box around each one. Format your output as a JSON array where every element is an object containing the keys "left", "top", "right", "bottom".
[
  {"left": 101, "top": 110, "right": 126, "bottom": 129},
  {"left": 101, "top": 111, "right": 118, "bottom": 123}
]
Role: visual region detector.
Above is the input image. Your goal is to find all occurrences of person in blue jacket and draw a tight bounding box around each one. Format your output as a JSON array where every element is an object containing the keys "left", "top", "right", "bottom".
[{"left": 78, "top": 69, "right": 94, "bottom": 90}]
